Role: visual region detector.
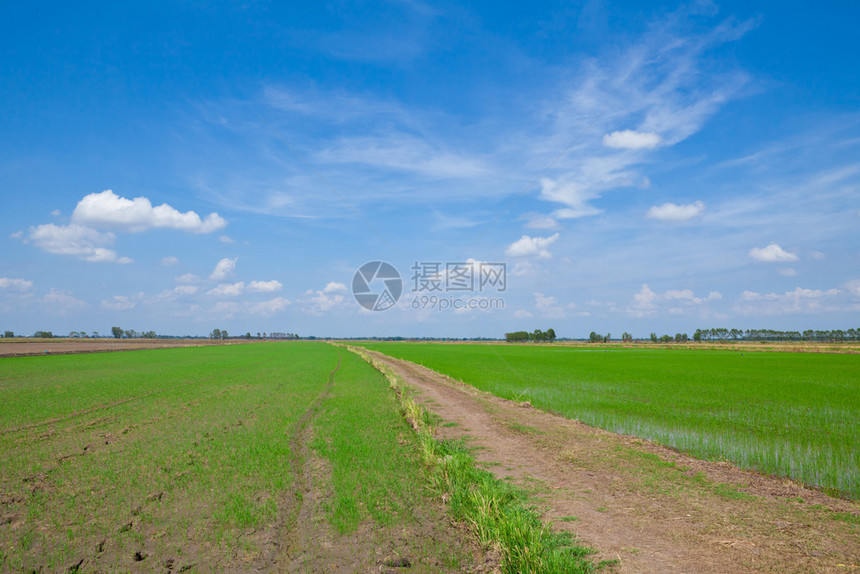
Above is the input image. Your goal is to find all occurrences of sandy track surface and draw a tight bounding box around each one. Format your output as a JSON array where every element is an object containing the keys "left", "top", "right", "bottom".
[
  {"left": 0, "top": 339, "right": 251, "bottom": 357},
  {"left": 366, "top": 350, "right": 859, "bottom": 573}
]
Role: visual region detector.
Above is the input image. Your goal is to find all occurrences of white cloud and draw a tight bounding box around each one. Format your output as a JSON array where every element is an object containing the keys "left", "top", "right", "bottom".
[
  {"left": 629, "top": 284, "right": 660, "bottom": 317},
  {"left": 153, "top": 285, "right": 199, "bottom": 302},
  {"left": 9, "top": 231, "right": 23, "bottom": 239},
  {"left": 43, "top": 288, "right": 86, "bottom": 315},
  {"left": 218, "top": 235, "right": 235, "bottom": 244},
  {"left": 72, "top": 190, "right": 227, "bottom": 233},
  {"left": 248, "top": 297, "right": 291, "bottom": 315},
  {"left": 0, "top": 278, "right": 34, "bottom": 292},
  {"left": 303, "top": 283, "right": 349, "bottom": 315},
  {"left": 647, "top": 201, "right": 705, "bottom": 222},
  {"left": 323, "top": 282, "right": 348, "bottom": 294},
  {"left": 734, "top": 287, "right": 842, "bottom": 315},
  {"left": 523, "top": 215, "right": 559, "bottom": 230},
  {"left": 209, "top": 257, "right": 237, "bottom": 280},
  {"left": 514, "top": 310, "right": 533, "bottom": 318},
  {"left": 505, "top": 233, "right": 559, "bottom": 259},
  {"left": 844, "top": 280, "right": 860, "bottom": 297},
  {"left": 26, "top": 223, "right": 132, "bottom": 264},
  {"left": 749, "top": 243, "right": 799, "bottom": 262},
  {"left": 537, "top": 15, "right": 751, "bottom": 217},
  {"left": 175, "top": 273, "right": 200, "bottom": 285},
  {"left": 628, "top": 284, "right": 721, "bottom": 317},
  {"left": 207, "top": 282, "right": 245, "bottom": 297},
  {"left": 247, "top": 280, "right": 283, "bottom": 293},
  {"left": 50, "top": 209, "right": 61, "bottom": 216},
  {"left": 101, "top": 293, "right": 144, "bottom": 311},
  {"left": 161, "top": 256, "right": 179, "bottom": 266},
  {"left": 210, "top": 301, "right": 240, "bottom": 318},
  {"left": 780, "top": 268, "right": 798, "bottom": 277},
  {"left": 603, "top": 130, "right": 661, "bottom": 150}
]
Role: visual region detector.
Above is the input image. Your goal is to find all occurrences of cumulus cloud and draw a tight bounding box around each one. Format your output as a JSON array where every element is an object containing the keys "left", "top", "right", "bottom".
[
  {"left": 749, "top": 243, "right": 798, "bottom": 262},
  {"left": 101, "top": 293, "right": 144, "bottom": 311},
  {"left": 514, "top": 309, "right": 533, "bottom": 318},
  {"left": 0, "top": 278, "right": 34, "bottom": 292},
  {"left": 780, "top": 268, "right": 798, "bottom": 277},
  {"left": 26, "top": 223, "right": 133, "bottom": 264},
  {"left": 161, "top": 256, "right": 179, "bottom": 266},
  {"left": 734, "top": 287, "right": 841, "bottom": 315},
  {"left": 72, "top": 190, "right": 227, "bottom": 233},
  {"left": 323, "top": 282, "right": 348, "bottom": 293},
  {"left": 175, "top": 273, "right": 200, "bottom": 284},
  {"left": 209, "top": 257, "right": 237, "bottom": 280},
  {"left": 603, "top": 130, "right": 661, "bottom": 150},
  {"left": 628, "top": 284, "right": 722, "bottom": 317},
  {"left": 248, "top": 297, "right": 291, "bottom": 315},
  {"left": 207, "top": 282, "right": 245, "bottom": 297},
  {"left": 247, "top": 280, "right": 283, "bottom": 293},
  {"left": 523, "top": 215, "right": 559, "bottom": 230},
  {"left": 844, "top": 280, "right": 860, "bottom": 297},
  {"left": 647, "top": 201, "right": 705, "bottom": 222},
  {"left": 153, "top": 285, "right": 199, "bottom": 302},
  {"left": 43, "top": 288, "right": 86, "bottom": 315},
  {"left": 218, "top": 235, "right": 235, "bottom": 244},
  {"left": 302, "top": 283, "right": 349, "bottom": 315},
  {"left": 210, "top": 301, "right": 240, "bottom": 318},
  {"left": 505, "top": 233, "right": 559, "bottom": 259}
]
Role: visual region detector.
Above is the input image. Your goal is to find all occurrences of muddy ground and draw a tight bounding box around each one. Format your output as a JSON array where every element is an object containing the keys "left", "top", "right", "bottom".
[{"left": 366, "top": 350, "right": 860, "bottom": 573}]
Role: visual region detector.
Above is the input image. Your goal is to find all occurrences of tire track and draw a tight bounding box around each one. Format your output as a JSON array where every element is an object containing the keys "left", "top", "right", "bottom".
[{"left": 261, "top": 354, "right": 341, "bottom": 571}]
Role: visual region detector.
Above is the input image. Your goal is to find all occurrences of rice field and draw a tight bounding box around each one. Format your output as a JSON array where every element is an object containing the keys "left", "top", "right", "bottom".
[{"left": 358, "top": 343, "right": 860, "bottom": 498}]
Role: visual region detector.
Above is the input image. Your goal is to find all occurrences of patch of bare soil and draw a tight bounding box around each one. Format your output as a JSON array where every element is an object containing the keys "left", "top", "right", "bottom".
[
  {"left": 0, "top": 338, "right": 254, "bottom": 358},
  {"left": 367, "top": 350, "right": 860, "bottom": 574},
  {"left": 251, "top": 357, "right": 493, "bottom": 574}
]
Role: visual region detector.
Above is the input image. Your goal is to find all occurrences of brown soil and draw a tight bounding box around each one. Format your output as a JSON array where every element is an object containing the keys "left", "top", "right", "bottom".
[
  {"left": 365, "top": 350, "right": 860, "bottom": 574},
  {"left": 0, "top": 338, "right": 259, "bottom": 358}
]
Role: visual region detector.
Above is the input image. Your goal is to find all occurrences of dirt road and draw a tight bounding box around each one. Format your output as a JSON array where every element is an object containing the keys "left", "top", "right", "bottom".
[{"left": 366, "top": 350, "right": 859, "bottom": 573}]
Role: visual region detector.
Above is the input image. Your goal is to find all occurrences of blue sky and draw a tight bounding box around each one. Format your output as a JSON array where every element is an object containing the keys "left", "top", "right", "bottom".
[{"left": 1, "top": 1, "right": 858, "bottom": 338}]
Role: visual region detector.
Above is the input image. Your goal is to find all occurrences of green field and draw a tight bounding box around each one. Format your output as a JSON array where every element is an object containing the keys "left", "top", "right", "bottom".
[
  {"left": 0, "top": 342, "right": 473, "bottom": 571},
  {"left": 358, "top": 343, "right": 860, "bottom": 498}
]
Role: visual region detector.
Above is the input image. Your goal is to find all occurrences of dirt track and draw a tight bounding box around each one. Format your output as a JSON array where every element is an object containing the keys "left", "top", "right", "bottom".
[{"left": 366, "top": 350, "right": 860, "bottom": 573}]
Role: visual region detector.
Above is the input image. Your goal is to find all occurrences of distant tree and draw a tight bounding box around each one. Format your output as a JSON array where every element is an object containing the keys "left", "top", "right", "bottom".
[
  {"left": 674, "top": 332, "right": 688, "bottom": 342},
  {"left": 546, "top": 328, "right": 556, "bottom": 342},
  {"left": 257, "top": 332, "right": 261, "bottom": 339},
  {"left": 3, "top": 331, "right": 13, "bottom": 338},
  {"left": 246, "top": 332, "right": 252, "bottom": 339},
  {"left": 91, "top": 331, "right": 100, "bottom": 338},
  {"left": 221, "top": 330, "right": 228, "bottom": 340},
  {"left": 605, "top": 333, "right": 611, "bottom": 342},
  {"left": 124, "top": 329, "right": 137, "bottom": 339},
  {"left": 622, "top": 332, "right": 633, "bottom": 343},
  {"left": 650, "top": 332, "right": 658, "bottom": 343},
  {"left": 111, "top": 326, "right": 123, "bottom": 339},
  {"left": 589, "top": 331, "right": 601, "bottom": 343},
  {"left": 693, "top": 329, "right": 702, "bottom": 342},
  {"left": 660, "top": 334, "right": 672, "bottom": 343},
  {"left": 210, "top": 328, "right": 222, "bottom": 340},
  {"left": 142, "top": 331, "right": 157, "bottom": 339},
  {"left": 33, "top": 331, "right": 53, "bottom": 338},
  {"left": 505, "top": 331, "right": 529, "bottom": 342}
]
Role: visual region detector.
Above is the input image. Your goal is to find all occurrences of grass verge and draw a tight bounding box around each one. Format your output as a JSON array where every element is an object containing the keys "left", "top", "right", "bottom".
[{"left": 343, "top": 345, "right": 604, "bottom": 574}]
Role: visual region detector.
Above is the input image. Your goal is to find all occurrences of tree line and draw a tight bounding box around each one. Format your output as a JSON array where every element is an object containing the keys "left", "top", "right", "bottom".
[
  {"left": 692, "top": 328, "right": 860, "bottom": 342},
  {"left": 505, "top": 328, "right": 557, "bottom": 342}
]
